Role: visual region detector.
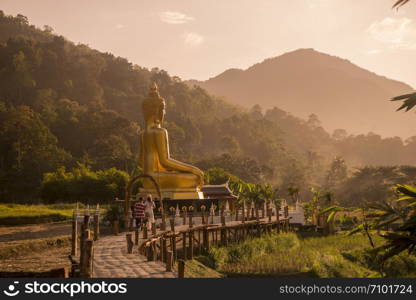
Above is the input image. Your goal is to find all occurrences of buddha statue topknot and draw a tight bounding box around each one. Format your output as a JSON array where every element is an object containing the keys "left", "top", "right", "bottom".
[{"left": 138, "top": 83, "right": 204, "bottom": 199}]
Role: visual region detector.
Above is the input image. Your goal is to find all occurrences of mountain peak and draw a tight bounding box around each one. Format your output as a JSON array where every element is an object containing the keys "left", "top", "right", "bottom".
[
  {"left": 281, "top": 48, "right": 320, "bottom": 55},
  {"left": 192, "top": 50, "right": 415, "bottom": 138},
  {"left": 210, "top": 68, "right": 244, "bottom": 80}
]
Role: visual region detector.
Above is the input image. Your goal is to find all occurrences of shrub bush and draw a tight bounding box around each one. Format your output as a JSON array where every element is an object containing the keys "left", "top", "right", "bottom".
[
  {"left": 40, "top": 164, "right": 129, "bottom": 203},
  {"left": 103, "top": 204, "right": 125, "bottom": 229}
]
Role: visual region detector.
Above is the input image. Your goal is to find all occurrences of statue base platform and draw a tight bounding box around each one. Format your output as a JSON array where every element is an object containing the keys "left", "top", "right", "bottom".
[{"left": 137, "top": 188, "right": 204, "bottom": 200}]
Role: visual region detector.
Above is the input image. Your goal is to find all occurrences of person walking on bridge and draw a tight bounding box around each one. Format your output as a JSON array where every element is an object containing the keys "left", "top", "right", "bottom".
[
  {"left": 144, "top": 194, "right": 156, "bottom": 230},
  {"left": 133, "top": 197, "right": 146, "bottom": 229}
]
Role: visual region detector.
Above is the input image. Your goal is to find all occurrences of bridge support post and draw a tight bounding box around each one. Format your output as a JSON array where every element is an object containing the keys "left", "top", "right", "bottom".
[
  {"left": 178, "top": 259, "right": 185, "bottom": 278},
  {"left": 126, "top": 233, "right": 133, "bottom": 254},
  {"left": 71, "top": 210, "right": 78, "bottom": 256}
]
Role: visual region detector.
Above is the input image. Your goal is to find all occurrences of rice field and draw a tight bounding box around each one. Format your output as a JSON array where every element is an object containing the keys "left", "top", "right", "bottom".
[
  {"left": 205, "top": 232, "right": 416, "bottom": 278},
  {"left": 0, "top": 203, "right": 104, "bottom": 225}
]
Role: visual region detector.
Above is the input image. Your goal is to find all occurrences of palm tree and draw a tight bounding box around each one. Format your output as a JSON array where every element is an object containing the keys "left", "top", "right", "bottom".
[
  {"left": 229, "top": 180, "right": 246, "bottom": 204},
  {"left": 265, "top": 185, "right": 281, "bottom": 211},
  {"left": 386, "top": 0, "right": 416, "bottom": 260},
  {"left": 391, "top": 0, "right": 416, "bottom": 112},
  {"left": 230, "top": 182, "right": 256, "bottom": 219},
  {"left": 371, "top": 184, "right": 416, "bottom": 260},
  {"left": 391, "top": 93, "right": 416, "bottom": 112},
  {"left": 393, "top": 0, "right": 410, "bottom": 8},
  {"left": 346, "top": 184, "right": 416, "bottom": 261},
  {"left": 235, "top": 183, "right": 276, "bottom": 220},
  {"left": 287, "top": 186, "right": 300, "bottom": 203},
  {"left": 258, "top": 184, "right": 280, "bottom": 218},
  {"left": 229, "top": 180, "right": 247, "bottom": 219},
  {"left": 245, "top": 183, "right": 261, "bottom": 219}
]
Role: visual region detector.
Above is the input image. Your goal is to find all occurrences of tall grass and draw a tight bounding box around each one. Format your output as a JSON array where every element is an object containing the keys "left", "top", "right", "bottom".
[{"left": 207, "top": 233, "right": 416, "bottom": 278}]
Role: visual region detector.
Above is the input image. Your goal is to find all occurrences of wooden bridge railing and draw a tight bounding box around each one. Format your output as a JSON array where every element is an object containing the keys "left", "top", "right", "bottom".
[
  {"left": 135, "top": 214, "right": 291, "bottom": 276},
  {"left": 69, "top": 205, "right": 100, "bottom": 278}
]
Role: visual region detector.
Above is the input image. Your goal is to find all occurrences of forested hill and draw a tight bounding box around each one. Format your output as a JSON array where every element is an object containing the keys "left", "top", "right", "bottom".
[
  {"left": 1, "top": 11, "right": 415, "bottom": 202},
  {"left": 190, "top": 48, "right": 415, "bottom": 138}
]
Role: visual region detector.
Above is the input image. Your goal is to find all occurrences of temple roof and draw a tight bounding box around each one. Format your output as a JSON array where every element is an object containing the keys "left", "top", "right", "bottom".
[{"left": 201, "top": 183, "right": 238, "bottom": 199}]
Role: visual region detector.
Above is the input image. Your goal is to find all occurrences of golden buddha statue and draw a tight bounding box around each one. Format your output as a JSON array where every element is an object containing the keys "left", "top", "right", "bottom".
[{"left": 138, "top": 83, "right": 204, "bottom": 199}]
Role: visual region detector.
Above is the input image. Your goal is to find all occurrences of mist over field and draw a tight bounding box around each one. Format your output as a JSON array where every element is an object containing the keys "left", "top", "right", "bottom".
[{"left": 190, "top": 48, "right": 415, "bottom": 138}]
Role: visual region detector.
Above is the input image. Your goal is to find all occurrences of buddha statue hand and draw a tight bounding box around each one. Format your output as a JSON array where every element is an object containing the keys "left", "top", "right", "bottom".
[{"left": 188, "top": 168, "right": 204, "bottom": 186}]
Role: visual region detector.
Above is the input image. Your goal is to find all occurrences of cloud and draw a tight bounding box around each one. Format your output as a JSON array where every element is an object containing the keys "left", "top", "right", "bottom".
[
  {"left": 159, "top": 11, "right": 194, "bottom": 24},
  {"left": 367, "top": 17, "right": 416, "bottom": 50},
  {"left": 183, "top": 32, "right": 204, "bottom": 47}
]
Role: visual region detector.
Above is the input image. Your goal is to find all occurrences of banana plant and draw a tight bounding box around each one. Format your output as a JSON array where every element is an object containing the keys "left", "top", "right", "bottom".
[
  {"left": 346, "top": 207, "right": 377, "bottom": 248},
  {"left": 257, "top": 184, "right": 270, "bottom": 205},
  {"left": 320, "top": 205, "right": 343, "bottom": 223},
  {"left": 228, "top": 180, "right": 245, "bottom": 213},
  {"left": 309, "top": 188, "right": 321, "bottom": 225},
  {"left": 372, "top": 184, "right": 416, "bottom": 260},
  {"left": 348, "top": 184, "right": 416, "bottom": 260},
  {"left": 229, "top": 181, "right": 254, "bottom": 217},
  {"left": 243, "top": 183, "right": 261, "bottom": 207}
]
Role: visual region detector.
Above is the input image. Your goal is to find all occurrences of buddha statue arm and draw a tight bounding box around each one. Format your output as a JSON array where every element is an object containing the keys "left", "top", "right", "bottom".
[{"left": 155, "top": 129, "right": 204, "bottom": 182}]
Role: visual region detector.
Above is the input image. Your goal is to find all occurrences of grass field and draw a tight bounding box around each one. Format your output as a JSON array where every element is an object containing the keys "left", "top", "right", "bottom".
[
  {"left": 0, "top": 203, "right": 93, "bottom": 225},
  {"left": 174, "top": 259, "right": 223, "bottom": 278},
  {"left": 204, "top": 232, "right": 416, "bottom": 278}
]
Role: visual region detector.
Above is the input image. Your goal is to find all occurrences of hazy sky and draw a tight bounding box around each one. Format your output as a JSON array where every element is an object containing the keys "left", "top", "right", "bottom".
[{"left": 2, "top": 0, "right": 416, "bottom": 88}]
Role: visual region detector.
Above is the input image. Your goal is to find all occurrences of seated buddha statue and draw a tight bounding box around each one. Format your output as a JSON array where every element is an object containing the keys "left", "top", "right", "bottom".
[{"left": 138, "top": 83, "right": 204, "bottom": 199}]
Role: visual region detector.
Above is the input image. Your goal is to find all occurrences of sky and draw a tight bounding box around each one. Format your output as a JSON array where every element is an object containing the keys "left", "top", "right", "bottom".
[{"left": 2, "top": 0, "right": 416, "bottom": 88}]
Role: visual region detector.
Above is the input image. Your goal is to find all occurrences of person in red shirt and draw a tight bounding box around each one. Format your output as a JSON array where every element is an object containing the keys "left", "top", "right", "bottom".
[{"left": 133, "top": 198, "right": 146, "bottom": 229}]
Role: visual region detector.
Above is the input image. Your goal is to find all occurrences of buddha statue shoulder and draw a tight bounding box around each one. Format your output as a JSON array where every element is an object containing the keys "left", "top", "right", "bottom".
[{"left": 138, "top": 83, "right": 204, "bottom": 193}]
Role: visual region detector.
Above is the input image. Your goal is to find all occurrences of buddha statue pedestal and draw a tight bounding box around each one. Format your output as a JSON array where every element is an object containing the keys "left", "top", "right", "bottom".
[{"left": 137, "top": 188, "right": 204, "bottom": 200}]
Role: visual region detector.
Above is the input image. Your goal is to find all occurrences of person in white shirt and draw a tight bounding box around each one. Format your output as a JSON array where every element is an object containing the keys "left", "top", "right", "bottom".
[{"left": 144, "top": 194, "right": 155, "bottom": 230}]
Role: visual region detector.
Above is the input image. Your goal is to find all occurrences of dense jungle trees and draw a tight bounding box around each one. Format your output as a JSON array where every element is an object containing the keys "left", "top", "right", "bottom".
[{"left": 1, "top": 11, "right": 415, "bottom": 203}]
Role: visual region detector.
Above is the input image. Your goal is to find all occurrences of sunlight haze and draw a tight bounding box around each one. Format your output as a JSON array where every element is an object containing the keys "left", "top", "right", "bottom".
[{"left": 2, "top": 0, "right": 416, "bottom": 88}]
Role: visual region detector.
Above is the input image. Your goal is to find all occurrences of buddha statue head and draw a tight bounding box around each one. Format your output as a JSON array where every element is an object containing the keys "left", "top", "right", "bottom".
[{"left": 142, "top": 83, "right": 165, "bottom": 127}]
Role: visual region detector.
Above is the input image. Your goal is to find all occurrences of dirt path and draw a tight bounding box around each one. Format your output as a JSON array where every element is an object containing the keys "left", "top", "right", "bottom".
[
  {"left": 0, "top": 245, "right": 70, "bottom": 272},
  {"left": 0, "top": 222, "right": 71, "bottom": 243},
  {"left": 0, "top": 222, "right": 72, "bottom": 273}
]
